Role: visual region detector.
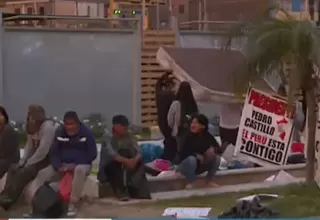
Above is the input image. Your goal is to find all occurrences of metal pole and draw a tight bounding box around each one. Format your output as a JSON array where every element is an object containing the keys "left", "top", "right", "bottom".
[
  {"left": 156, "top": 0, "right": 159, "bottom": 29},
  {"left": 142, "top": 0, "right": 146, "bottom": 29},
  {"left": 33, "top": 0, "right": 37, "bottom": 14},
  {"left": 168, "top": 0, "right": 172, "bottom": 28},
  {"left": 203, "top": 0, "right": 207, "bottom": 30},
  {"left": 198, "top": 0, "right": 201, "bottom": 31},
  {"left": 76, "top": 0, "right": 79, "bottom": 16}
]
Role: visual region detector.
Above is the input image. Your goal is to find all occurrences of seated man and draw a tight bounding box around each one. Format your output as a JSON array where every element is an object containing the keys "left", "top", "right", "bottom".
[
  {"left": 0, "top": 105, "right": 57, "bottom": 210},
  {"left": 176, "top": 114, "right": 221, "bottom": 189},
  {"left": 99, "top": 115, "right": 150, "bottom": 201},
  {"left": 36, "top": 111, "right": 97, "bottom": 217},
  {"left": 0, "top": 106, "right": 20, "bottom": 179}
]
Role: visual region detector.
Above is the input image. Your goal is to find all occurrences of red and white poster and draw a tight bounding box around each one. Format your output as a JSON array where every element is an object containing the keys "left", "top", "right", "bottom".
[{"left": 235, "top": 88, "right": 295, "bottom": 167}]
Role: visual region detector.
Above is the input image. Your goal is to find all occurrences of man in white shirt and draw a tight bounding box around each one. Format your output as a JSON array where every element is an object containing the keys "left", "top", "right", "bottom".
[{"left": 219, "top": 104, "right": 242, "bottom": 150}]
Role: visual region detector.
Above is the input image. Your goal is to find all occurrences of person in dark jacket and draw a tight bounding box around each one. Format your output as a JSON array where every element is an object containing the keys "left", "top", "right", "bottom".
[
  {"left": 35, "top": 111, "right": 97, "bottom": 217},
  {"left": 168, "top": 81, "right": 199, "bottom": 163},
  {"left": 155, "top": 71, "right": 177, "bottom": 161},
  {"left": 99, "top": 115, "right": 150, "bottom": 201},
  {"left": 176, "top": 114, "right": 221, "bottom": 189},
  {"left": 0, "top": 106, "right": 20, "bottom": 179}
]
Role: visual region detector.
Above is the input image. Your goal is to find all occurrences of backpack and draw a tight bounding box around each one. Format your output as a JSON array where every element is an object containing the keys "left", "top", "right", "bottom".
[{"left": 31, "top": 183, "right": 64, "bottom": 218}]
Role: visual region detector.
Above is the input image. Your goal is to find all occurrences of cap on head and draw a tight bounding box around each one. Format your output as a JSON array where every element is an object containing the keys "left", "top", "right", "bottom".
[{"left": 112, "top": 115, "right": 129, "bottom": 126}]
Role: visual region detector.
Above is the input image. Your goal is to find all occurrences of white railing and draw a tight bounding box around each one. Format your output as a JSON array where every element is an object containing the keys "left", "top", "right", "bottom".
[{"left": 180, "top": 20, "right": 239, "bottom": 32}]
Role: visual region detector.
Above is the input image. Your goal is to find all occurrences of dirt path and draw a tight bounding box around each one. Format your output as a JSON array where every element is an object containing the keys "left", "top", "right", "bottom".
[{"left": 79, "top": 203, "right": 163, "bottom": 218}]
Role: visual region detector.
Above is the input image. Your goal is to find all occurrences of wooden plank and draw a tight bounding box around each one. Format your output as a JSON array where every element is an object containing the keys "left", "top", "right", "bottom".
[
  {"left": 141, "top": 108, "right": 157, "bottom": 114},
  {"left": 142, "top": 44, "right": 174, "bottom": 50},
  {"left": 142, "top": 99, "right": 156, "bottom": 106},
  {"left": 142, "top": 65, "right": 165, "bottom": 72},
  {"left": 141, "top": 52, "right": 157, "bottom": 59},
  {"left": 141, "top": 86, "right": 155, "bottom": 93},
  {"left": 141, "top": 78, "right": 157, "bottom": 86},
  {"left": 144, "top": 30, "right": 174, "bottom": 36},
  {"left": 141, "top": 58, "right": 159, "bottom": 65},
  {"left": 141, "top": 93, "right": 155, "bottom": 100},
  {"left": 143, "top": 37, "right": 176, "bottom": 44},
  {"left": 141, "top": 72, "right": 165, "bottom": 78},
  {"left": 141, "top": 114, "right": 157, "bottom": 121}
]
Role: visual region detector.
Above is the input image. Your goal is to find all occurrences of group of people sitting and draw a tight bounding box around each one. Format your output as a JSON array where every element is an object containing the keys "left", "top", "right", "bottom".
[
  {"left": 0, "top": 72, "right": 230, "bottom": 216},
  {"left": 155, "top": 72, "right": 223, "bottom": 188},
  {"left": 0, "top": 105, "right": 150, "bottom": 216},
  {"left": 0, "top": 105, "right": 97, "bottom": 216}
]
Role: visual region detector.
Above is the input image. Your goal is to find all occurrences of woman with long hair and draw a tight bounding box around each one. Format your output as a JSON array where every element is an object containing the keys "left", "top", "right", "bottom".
[
  {"left": 167, "top": 81, "right": 199, "bottom": 157},
  {"left": 176, "top": 114, "right": 220, "bottom": 189},
  {"left": 0, "top": 106, "right": 20, "bottom": 179},
  {"left": 155, "top": 72, "right": 177, "bottom": 161}
]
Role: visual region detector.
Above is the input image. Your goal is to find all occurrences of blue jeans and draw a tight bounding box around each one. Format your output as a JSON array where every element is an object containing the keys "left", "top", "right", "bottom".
[{"left": 176, "top": 154, "right": 221, "bottom": 183}]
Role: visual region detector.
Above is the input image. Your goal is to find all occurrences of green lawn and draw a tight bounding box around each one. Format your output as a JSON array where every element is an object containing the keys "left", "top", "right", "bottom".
[{"left": 137, "top": 183, "right": 320, "bottom": 218}]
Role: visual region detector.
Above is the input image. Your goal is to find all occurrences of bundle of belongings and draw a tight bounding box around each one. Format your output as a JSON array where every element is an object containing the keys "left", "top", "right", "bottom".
[
  {"left": 28, "top": 183, "right": 65, "bottom": 218},
  {"left": 218, "top": 196, "right": 279, "bottom": 218}
]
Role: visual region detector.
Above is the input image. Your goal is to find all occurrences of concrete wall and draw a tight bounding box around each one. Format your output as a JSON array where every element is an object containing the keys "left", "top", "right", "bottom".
[{"left": 1, "top": 25, "right": 141, "bottom": 124}]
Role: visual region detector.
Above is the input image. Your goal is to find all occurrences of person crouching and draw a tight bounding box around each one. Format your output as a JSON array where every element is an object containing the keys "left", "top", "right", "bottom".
[
  {"left": 100, "top": 115, "right": 150, "bottom": 201},
  {"left": 176, "top": 114, "right": 221, "bottom": 189}
]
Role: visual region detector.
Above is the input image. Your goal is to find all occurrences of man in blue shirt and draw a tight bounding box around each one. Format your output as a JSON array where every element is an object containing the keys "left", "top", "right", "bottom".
[{"left": 36, "top": 111, "right": 97, "bottom": 217}]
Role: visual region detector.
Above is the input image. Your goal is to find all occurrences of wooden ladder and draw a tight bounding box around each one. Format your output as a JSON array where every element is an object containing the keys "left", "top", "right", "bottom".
[{"left": 141, "top": 29, "right": 175, "bottom": 126}]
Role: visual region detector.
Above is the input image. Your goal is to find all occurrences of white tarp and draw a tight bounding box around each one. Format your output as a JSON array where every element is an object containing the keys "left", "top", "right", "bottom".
[{"left": 156, "top": 47, "right": 244, "bottom": 104}]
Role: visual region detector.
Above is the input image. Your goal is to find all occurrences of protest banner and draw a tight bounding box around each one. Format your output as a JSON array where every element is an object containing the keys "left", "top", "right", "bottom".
[{"left": 235, "top": 88, "right": 295, "bottom": 167}]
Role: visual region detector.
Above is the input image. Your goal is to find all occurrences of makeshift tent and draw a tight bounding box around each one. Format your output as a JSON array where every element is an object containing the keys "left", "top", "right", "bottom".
[{"left": 157, "top": 46, "right": 278, "bottom": 103}]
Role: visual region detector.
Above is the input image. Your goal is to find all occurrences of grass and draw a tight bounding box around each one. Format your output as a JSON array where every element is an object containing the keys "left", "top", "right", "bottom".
[{"left": 136, "top": 183, "right": 320, "bottom": 218}]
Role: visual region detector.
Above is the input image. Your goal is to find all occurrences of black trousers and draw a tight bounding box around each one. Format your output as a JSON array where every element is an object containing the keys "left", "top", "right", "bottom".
[
  {"left": 104, "top": 148, "right": 150, "bottom": 199},
  {"left": 104, "top": 161, "right": 126, "bottom": 192},
  {"left": 0, "top": 159, "right": 49, "bottom": 207},
  {"left": 219, "top": 127, "right": 239, "bottom": 146},
  {"left": 0, "top": 159, "right": 16, "bottom": 179},
  {"left": 161, "top": 136, "right": 177, "bottom": 162}
]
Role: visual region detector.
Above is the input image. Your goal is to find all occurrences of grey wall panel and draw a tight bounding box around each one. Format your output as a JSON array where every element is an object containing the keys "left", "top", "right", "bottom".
[{"left": 3, "top": 29, "right": 141, "bottom": 125}]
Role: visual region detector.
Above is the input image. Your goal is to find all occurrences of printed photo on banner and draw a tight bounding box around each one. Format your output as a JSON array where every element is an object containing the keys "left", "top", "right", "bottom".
[{"left": 235, "top": 88, "right": 295, "bottom": 167}]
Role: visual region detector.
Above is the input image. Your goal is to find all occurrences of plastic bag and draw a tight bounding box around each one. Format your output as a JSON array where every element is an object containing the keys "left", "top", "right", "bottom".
[{"left": 58, "top": 172, "right": 73, "bottom": 202}]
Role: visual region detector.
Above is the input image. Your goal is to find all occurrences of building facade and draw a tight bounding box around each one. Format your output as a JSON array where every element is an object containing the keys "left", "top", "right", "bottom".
[
  {"left": 3, "top": 0, "right": 107, "bottom": 17},
  {"left": 171, "top": 0, "right": 314, "bottom": 30}
]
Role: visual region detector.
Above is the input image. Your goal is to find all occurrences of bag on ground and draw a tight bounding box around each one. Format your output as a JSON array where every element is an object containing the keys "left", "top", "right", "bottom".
[
  {"left": 59, "top": 172, "right": 73, "bottom": 202},
  {"left": 31, "top": 183, "right": 64, "bottom": 218}
]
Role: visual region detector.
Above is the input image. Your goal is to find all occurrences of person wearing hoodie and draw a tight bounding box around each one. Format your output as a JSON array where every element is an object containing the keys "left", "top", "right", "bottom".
[
  {"left": 36, "top": 111, "right": 97, "bottom": 217},
  {"left": 99, "top": 115, "right": 150, "bottom": 201},
  {"left": 0, "top": 106, "right": 20, "bottom": 179},
  {"left": 176, "top": 114, "right": 221, "bottom": 189},
  {"left": 0, "top": 105, "right": 58, "bottom": 210}
]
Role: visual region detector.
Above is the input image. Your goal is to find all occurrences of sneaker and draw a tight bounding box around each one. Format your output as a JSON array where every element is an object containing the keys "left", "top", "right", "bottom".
[
  {"left": 0, "top": 195, "right": 13, "bottom": 211},
  {"left": 206, "top": 181, "right": 220, "bottom": 188},
  {"left": 115, "top": 188, "right": 129, "bottom": 201},
  {"left": 67, "top": 204, "right": 77, "bottom": 217}
]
